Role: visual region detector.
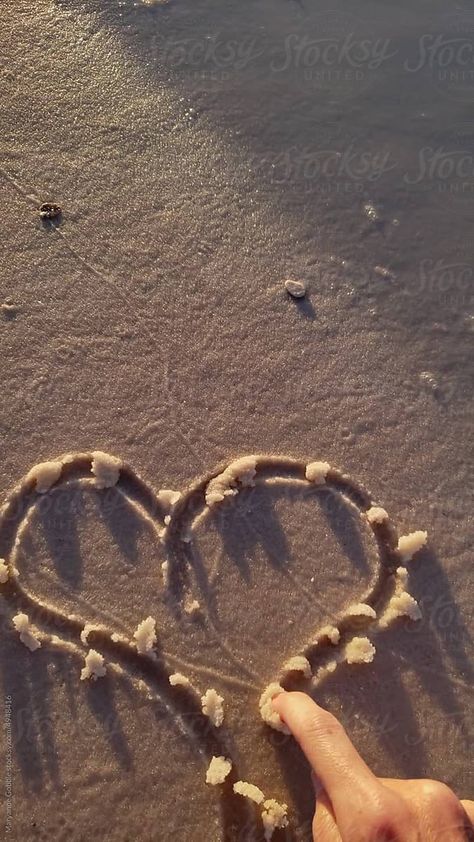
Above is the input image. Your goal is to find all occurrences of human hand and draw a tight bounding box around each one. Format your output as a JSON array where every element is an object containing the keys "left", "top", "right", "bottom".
[{"left": 273, "top": 692, "right": 474, "bottom": 841}]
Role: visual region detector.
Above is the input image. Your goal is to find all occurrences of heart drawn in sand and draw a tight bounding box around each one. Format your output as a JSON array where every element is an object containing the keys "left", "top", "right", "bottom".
[{"left": 0, "top": 452, "right": 427, "bottom": 841}]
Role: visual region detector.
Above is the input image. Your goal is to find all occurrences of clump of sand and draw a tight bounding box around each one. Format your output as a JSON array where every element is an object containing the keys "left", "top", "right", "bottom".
[
  {"left": 396, "top": 566, "right": 409, "bottom": 587},
  {"left": 27, "top": 460, "right": 62, "bottom": 493},
  {"left": 380, "top": 592, "right": 422, "bottom": 628},
  {"left": 319, "top": 625, "right": 340, "bottom": 644},
  {"left": 201, "top": 688, "right": 225, "bottom": 727},
  {"left": 206, "top": 756, "right": 232, "bottom": 786},
  {"left": 366, "top": 506, "right": 389, "bottom": 524},
  {"left": 233, "top": 780, "right": 264, "bottom": 804},
  {"left": 0, "top": 558, "right": 9, "bottom": 583},
  {"left": 205, "top": 456, "right": 257, "bottom": 506},
  {"left": 259, "top": 683, "right": 289, "bottom": 733},
  {"left": 80, "top": 622, "right": 96, "bottom": 645},
  {"left": 315, "top": 659, "right": 338, "bottom": 682},
  {"left": 397, "top": 530, "right": 428, "bottom": 562},
  {"left": 379, "top": 567, "right": 422, "bottom": 629},
  {"left": 91, "top": 451, "right": 121, "bottom": 489},
  {"left": 184, "top": 597, "right": 201, "bottom": 617},
  {"left": 344, "top": 636, "right": 376, "bottom": 664},
  {"left": 169, "top": 672, "right": 190, "bottom": 687},
  {"left": 157, "top": 489, "right": 181, "bottom": 512},
  {"left": 80, "top": 649, "right": 106, "bottom": 681},
  {"left": 133, "top": 616, "right": 157, "bottom": 654},
  {"left": 233, "top": 779, "right": 288, "bottom": 838},
  {"left": 305, "top": 461, "right": 330, "bottom": 484},
  {"left": 346, "top": 602, "right": 377, "bottom": 619},
  {"left": 12, "top": 612, "right": 41, "bottom": 651},
  {"left": 262, "top": 799, "right": 289, "bottom": 840},
  {"left": 282, "top": 655, "right": 312, "bottom": 678}
]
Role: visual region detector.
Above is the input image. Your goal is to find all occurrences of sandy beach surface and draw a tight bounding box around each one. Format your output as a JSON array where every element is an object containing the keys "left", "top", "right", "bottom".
[{"left": 0, "top": 0, "right": 473, "bottom": 839}]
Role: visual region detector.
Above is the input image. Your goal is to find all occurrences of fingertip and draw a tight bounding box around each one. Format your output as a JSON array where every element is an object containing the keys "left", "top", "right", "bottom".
[
  {"left": 272, "top": 691, "right": 326, "bottom": 735},
  {"left": 272, "top": 689, "right": 301, "bottom": 720},
  {"left": 273, "top": 690, "right": 324, "bottom": 717},
  {"left": 273, "top": 692, "right": 380, "bottom": 819},
  {"left": 271, "top": 690, "right": 287, "bottom": 712}
]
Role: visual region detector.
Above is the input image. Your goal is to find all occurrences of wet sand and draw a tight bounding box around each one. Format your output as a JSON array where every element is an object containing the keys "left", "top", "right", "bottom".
[{"left": 0, "top": 0, "right": 473, "bottom": 839}]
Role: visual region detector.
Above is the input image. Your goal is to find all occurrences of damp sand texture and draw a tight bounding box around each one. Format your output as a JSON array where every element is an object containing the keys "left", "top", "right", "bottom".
[{"left": 0, "top": 0, "right": 473, "bottom": 839}]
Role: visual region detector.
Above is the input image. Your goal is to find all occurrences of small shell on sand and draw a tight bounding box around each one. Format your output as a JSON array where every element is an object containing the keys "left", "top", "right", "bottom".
[
  {"left": 284, "top": 279, "right": 306, "bottom": 298},
  {"left": 374, "top": 265, "right": 394, "bottom": 280},
  {"left": 259, "top": 683, "right": 289, "bottom": 733},
  {"left": 133, "top": 616, "right": 157, "bottom": 654},
  {"left": 27, "top": 460, "right": 62, "bottom": 493},
  {"left": 80, "top": 649, "right": 106, "bottom": 681},
  {"left": 91, "top": 451, "right": 122, "bottom": 489},
  {"left": 1, "top": 303, "right": 18, "bottom": 320},
  {"left": 206, "top": 756, "right": 232, "bottom": 786},
  {"left": 39, "top": 202, "right": 62, "bottom": 220}
]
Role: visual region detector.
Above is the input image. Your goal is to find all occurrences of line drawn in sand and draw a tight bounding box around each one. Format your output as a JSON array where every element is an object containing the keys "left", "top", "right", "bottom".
[{"left": 0, "top": 451, "right": 428, "bottom": 840}]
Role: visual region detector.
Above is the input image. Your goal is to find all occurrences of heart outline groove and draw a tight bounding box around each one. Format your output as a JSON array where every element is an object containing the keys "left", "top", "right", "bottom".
[{"left": 0, "top": 452, "right": 426, "bottom": 841}]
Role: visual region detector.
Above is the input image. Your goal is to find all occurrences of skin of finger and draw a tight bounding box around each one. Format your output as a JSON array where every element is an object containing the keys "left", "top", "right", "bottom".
[
  {"left": 313, "top": 789, "right": 418, "bottom": 842},
  {"left": 381, "top": 779, "right": 473, "bottom": 841},
  {"left": 461, "top": 801, "right": 474, "bottom": 825},
  {"left": 273, "top": 693, "right": 379, "bottom": 795},
  {"left": 273, "top": 693, "right": 412, "bottom": 842},
  {"left": 313, "top": 791, "right": 342, "bottom": 842}
]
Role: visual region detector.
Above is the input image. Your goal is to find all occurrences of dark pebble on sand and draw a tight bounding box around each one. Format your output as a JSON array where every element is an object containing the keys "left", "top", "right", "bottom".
[{"left": 39, "top": 202, "right": 62, "bottom": 220}]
